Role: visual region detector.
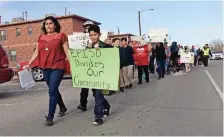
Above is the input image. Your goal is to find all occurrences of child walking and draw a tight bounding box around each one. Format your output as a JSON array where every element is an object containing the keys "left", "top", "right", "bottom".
[{"left": 184, "top": 46, "right": 191, "bottom": 73}]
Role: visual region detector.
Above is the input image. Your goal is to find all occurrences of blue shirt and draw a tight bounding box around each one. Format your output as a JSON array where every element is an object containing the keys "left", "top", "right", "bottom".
[{"left": 194, "top": 50, "right": 198, "bottom": 56}]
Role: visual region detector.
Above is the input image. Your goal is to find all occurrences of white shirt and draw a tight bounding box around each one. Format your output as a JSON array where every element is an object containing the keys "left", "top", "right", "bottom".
[{"left": 94, "top": 43, "right": 99, "bottom": 48}]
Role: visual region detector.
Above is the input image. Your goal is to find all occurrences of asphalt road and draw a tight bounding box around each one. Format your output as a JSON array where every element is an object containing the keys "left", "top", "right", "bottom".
[
  {"left": 206, "top": 60, "right": 223, "bottom": 91},
  {"left": 0, "top": 62, "right": 223, "bottom": 136}
]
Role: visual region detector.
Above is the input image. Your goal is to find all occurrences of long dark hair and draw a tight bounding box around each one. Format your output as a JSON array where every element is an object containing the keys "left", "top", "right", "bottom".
[{"left": 41, "top": 16, "right": 61, "bottom": 34}]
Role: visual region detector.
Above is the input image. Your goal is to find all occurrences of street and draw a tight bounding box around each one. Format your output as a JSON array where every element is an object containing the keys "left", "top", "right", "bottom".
[{"left": 0, "top": 60, "right": 223, "bottom": 136}]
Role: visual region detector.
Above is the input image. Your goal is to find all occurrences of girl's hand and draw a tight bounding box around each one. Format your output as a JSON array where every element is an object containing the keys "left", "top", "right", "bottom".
[{"left": 23, "top": 64, "right": 31, "bottom": 71}]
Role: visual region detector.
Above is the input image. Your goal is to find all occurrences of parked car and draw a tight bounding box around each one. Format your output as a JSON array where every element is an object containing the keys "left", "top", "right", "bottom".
[
  {"left": 0, "top": 44, "right": 14, "bottom": 84},
  {"left": 210, "top": 51, "right": 223, "bottom": 60},
  {"left": 15, "top": 59, "right": 71, "bottom": 81}
]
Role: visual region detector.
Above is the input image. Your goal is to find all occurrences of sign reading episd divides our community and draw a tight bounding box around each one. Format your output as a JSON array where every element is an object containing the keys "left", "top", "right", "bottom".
[{"left": 69, "top": 48, "right": 120, "bottom": 91}]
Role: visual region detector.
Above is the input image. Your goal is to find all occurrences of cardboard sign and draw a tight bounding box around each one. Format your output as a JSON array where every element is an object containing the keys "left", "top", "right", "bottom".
[
  {"left": 68, "top": 33, "right": 90, "bottom": 49},
  {"left": 69, "top": 48, "right": 120, "bottom": 91},
  {"left": 180, "top": 52, "right": 194, "bottom": 63},
  {"left": 69, "top": 32, "right": 108, "bottom": 49},
  {"left": 131, "top": 36, "right": 147, "bottom": 46}
]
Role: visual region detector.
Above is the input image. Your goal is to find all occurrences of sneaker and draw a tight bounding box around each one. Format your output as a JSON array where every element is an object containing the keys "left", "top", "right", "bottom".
[
  {"left": 137, "top": 82, "right": 142, "bottom": 85},
  {"left": 103, "top": 105, "right": 111, "bottom": 117},
  {"left": 146, "top": 80, "right": 149, "bottom": 83},
  {"left": 44, "top": 116, "right": 53, "bottom": 126},
  {"left": 120, "top": 87, "right": 124, "bottom": 93},
  {"left": 158, "top": 77, "right": 161, "bottom": 80},
  {"left": 58, "top": 107, "right": 67, "bottom": 117},
  {"left": 129, "top": 84, "right": 133, "bottom": 88},
  {"left": 125, "top": 85, "right": 129, "bottom": 89},
  {"left": 108, "top": 91, "right": 113, "bottom": 96},
  {"left": 93, "top": 118, "right": 103, "bottom": 125},
  {"left": 77, "top": 104, "right": 87, "bottom": 111}
]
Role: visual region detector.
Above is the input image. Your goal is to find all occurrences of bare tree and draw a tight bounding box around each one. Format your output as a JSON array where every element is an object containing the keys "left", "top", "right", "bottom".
[{"left": 209, "top": 39, "right": 223, "bottom": 52}]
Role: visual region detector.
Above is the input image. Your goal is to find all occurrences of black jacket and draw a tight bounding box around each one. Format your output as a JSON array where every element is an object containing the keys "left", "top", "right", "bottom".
[
  {"left": 151, "top": 48, "right": 156, "bottom": 58},
  {"left": 156, "top": 46, "right": 166, "bottom": 60},
  {"left": 123, "top": 45, "right": 134, "bottom": 66},
  {"left": 117, "top": 46, "right": 125, "bottom": 69}
]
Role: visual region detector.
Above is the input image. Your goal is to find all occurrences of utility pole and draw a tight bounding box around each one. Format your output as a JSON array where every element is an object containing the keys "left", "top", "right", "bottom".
[
  {"left": 65, "top": 7, "right": 67, "bottom": 15},
  {"left": 22, "top": 12, "right": 24, "bottom": 21},
  {"left": 138, "top": 11, "right": 141, "bottom": 36},
  {"left": 138, "top": 9, "right": 153, "bottom": 37},
  {"left": 25, "top": 11, "right": 27, "bottom": 21}
]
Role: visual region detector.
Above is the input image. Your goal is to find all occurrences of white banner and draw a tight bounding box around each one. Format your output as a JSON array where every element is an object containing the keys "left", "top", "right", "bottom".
[
  {"left": 130, "top": 36, "right": 147, "bottom": 46},
  {"left": 180, "top": 52, "right": 194, "bottom": 64},
  {"left": 131, "top": 36, "right": 141, "bottom": 41},
  {"left": 69, "top": 32, "right": 108, "bottom": 49},
  {"left": 68, "top": 33, "right": 90, "bottom": 49}
]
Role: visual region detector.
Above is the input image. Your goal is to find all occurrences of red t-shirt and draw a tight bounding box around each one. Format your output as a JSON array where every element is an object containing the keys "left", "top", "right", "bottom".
[
  {"left": 37, "top": 33, "right": 68, "bottom": 70},
  {"left": 133, "top": 45, "right": 149, "bottom": 66}
]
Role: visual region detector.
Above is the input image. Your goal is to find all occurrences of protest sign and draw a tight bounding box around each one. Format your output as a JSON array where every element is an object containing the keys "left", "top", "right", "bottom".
[
  {"left": 180, "top": 52, "right": 194, "bottom": 63},
  {"left": 131, "top": 36, "right": 142, "bottom": 42},
  {"left": 70, "top": 32, "right": 108, "bottom": 49},
  {"left": 130, "top": 36, "right": 147, "bottom": 46},
  {"left": 68, "top": 33, "right": 90, "bottom": 49},
  {"left": 69, "top": 48, "right": 120, "bottom": 91}
]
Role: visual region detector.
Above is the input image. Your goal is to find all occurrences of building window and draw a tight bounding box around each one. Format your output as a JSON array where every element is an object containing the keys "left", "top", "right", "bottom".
[
  {"left": 16, "top": 28, "right": 21, "bottom": 36},
  {"left": 28, "top": 26, "right": 32, "bottom": 35},
  {"left": 0, "top": 30, "right": 7, "bottom": 41},
  {"left": 9, "top": 50, "right": 17, "bottom": 61}
]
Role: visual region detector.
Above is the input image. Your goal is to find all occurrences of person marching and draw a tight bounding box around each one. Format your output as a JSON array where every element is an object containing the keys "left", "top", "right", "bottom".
[
  {"left": 170, "top": 42, "right": 179, "bottom": 73},
  {"left": 164, "top": 42, "right": 171, "bottom": 74},
  {"left": 87, "top": 25, "right": 112, "bottom": 125},
  {"left": 121, "top": 38, "right": 134, "bottom": 89},
  {"left": 112, "top": 38, "right": 125, "bottom": 93},
  {"left": 202, "top": 44, "right": 212, "bottom": 67},
  {"left": 133, "top": 42, "right": 152, "bottom": 84},
  {"left": 149, "top": 46, "right": 156, "bottom": 74},
  {"left": 155, "top": 42, "right": 166, "bottom": 80},
  {"left": 190, "top": 45, "right": 198, "bottom": 67},
  {"left": 184, "top": 46, "right": 191, "bottom": 72},
  {"left": 77, "top": 21, "right": 96, "bottom": 112},
  {"left": 24, "top": 16, "right": 70, "bottom": 126}
]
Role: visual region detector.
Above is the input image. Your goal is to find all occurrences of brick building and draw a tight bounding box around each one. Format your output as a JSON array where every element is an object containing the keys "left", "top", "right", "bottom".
[
  {"left": 108, "top": 33, "right": 136, "bottom": 42},
  {"left": 0, "top": 14, "right": 100, "bottom": 68}
]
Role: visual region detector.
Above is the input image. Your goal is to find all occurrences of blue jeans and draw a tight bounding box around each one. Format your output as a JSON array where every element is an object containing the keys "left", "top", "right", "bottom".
[
  {"left": 156, "top": 60, "right": 165, "bottom": 78},
  {"left": 43, "top": 69, "right": 66, "bottom": 119},
  {"left": 94, "top": 89, "right": 110, "bottom": 118}
]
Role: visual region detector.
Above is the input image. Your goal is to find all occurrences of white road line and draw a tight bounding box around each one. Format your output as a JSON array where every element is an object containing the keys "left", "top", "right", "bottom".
[{"left": 205, "top": 70, "right": 223, "bottom": 103}]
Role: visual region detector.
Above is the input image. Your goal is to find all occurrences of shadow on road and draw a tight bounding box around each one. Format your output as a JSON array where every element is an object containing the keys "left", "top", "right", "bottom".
[{"left": 0, "top": 88, "right": 47, "bottom": 100}]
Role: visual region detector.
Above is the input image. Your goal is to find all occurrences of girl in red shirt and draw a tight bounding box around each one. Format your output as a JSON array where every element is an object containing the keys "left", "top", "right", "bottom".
[{"left": 23, "top": 16, "right": 70, "bottom": 126}]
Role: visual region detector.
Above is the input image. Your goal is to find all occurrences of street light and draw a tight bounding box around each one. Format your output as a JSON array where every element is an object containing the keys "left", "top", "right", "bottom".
[{"left": 138, "top": 8, "right": 153, "bottom": 36}]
